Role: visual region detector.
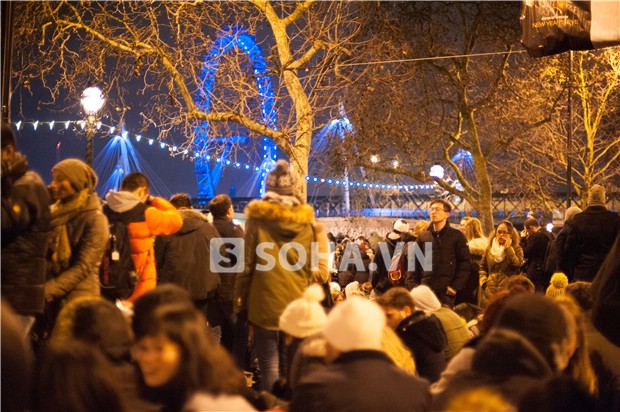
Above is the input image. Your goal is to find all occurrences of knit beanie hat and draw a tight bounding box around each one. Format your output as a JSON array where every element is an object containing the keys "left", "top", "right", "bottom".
[
  {"left": 410, "top": 285, "right": 441, "bottom": 312},
  {"left": 393, "top": 219, "right": 409, "bottom": 234},
  {"left": 546, "top": 273, "right": 569, "bottom": 299},
  {"left": 323, "top": 297, "right": 386, "bottom": 352},
  {"left": 564, "top": 206, "right": 582, "bottom": 222},
  {"left": 588, "top": 184, "right": 606, "bottom": 207},
  {"left": 265, "top": 159, "right": 296, "bottom": 196},
  {"left": 494, "top": 294, "right": 568, "bottom": 365},
  {"left": 52, "top": 158, "right": 98, "bottom": 192},
  {"left": 279, "top": 284, "right": 328, "bottom": 339}
]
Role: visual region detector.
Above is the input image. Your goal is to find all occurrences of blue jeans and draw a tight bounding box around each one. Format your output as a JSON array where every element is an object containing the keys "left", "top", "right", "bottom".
[{"left": 253, "top": 325, "right": 286, "bottom": 392}]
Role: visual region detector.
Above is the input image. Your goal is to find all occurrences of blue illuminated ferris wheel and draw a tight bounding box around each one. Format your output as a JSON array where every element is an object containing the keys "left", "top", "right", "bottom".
[{"left": 193, "top": 25, "right": 278, "bottom": 198}]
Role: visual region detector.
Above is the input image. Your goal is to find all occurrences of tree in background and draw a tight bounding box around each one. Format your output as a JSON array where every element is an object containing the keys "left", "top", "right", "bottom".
[
  {"left": 11, "top": 0, "right": 362, "bottom": 199},
  {"left": 503, "top": 48, "right": 620, "bottom": 209},
  {"left": 340, "top": 2, "right": 560, "bottom": 233}
]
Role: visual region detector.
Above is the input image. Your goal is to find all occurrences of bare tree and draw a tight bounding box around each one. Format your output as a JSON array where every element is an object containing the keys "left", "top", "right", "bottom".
[
  {"left": 340, "top": 2, "right": 557, "bottom": 232},
  {"left": 503, "top": 48, "right": 620, "bottom": 209},
  {"left": 11, "top": 1, "right": 362, "bottom": 198}
]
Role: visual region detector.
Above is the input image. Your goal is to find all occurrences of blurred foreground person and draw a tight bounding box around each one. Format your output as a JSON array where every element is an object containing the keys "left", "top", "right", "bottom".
[
  {"left": 432, "top": 294, "right": 578, "bottom": 410},
  {"left": 1, "top": 302, "right": 34, "bottom": 412},
  {"left": 131, "top": 304, "right": 253, "bottom": 412},
  {"left": 33, "top": 340, "right": 127, "bottom": 412},
  {"left": 376, "top": 287, "right": 447, "bottom": 382},
  {"left": 290, "top": 297, "right": 430, "bottom": 412},
  {"left": 1, "top": 123, "right": 51, "bottom": 336}
]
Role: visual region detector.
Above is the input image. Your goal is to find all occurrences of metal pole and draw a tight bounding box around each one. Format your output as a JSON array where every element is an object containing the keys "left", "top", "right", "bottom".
[
  {"left": 566, "top": 51, "right": 573, "bottom": 208},
  {"left": 85, "top": 116, "right": 96, "bottom": 167}
]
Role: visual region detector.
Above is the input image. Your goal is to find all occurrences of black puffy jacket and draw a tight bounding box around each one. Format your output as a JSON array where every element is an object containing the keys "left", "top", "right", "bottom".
[
  {"left": 155, "top": 210, "right": 221, "bottom": 300},
  {"left": 406, "top": 223, "right": 471, "bottom": 301},
  {"left": 564, "top": 206, "right": 620, "bottom": 281},
  {"left": 1, "top": 154, "right": 51, "bottom": 315},
  {"left": 396, "top": 310, "right": 447, "bottom": 383}
]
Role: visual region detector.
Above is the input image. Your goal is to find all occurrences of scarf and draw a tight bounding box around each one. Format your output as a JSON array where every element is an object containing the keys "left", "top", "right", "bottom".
[
  {"left": 490, "top": 237, "right": 507, "bottom": 263},
  {"left": 48, "top": 189, "right": 90, "bottom": 275}
]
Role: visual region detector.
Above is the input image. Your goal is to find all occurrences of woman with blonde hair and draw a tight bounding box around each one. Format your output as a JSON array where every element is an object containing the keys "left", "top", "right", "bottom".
[
  {"left": 458, "top": 218, "right": 488, "bottom": 305},
  {"left": 555, "top": 295, "right": 598, "bottom": 397}
]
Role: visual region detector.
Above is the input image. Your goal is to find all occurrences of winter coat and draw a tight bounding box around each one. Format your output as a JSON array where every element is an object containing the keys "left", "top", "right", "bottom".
[
  {"left": 396, "top": 310, "right": 448, "bottom": 383},
  {"left": 1, "top": 153, "right": 51, "bottom": 315},
  {"left": 456, "top": 236, "right": 487, "bottom": 306},
  {"left": 234, "top": 200, "right": 318, "bottom": 330},
  {"left": 479, "top": 229, "right": 524, "bottom": 307},
  {"left": 555, "top": 222, "right": 575, "bottom": 279},
  {"left": 431, "top": 328, "right": 554, "bottom": 411},
  {"left": 371, "top": 233, "right": 412, "bottom": 294},
  {"left": 564, "top": 206, "right": 620, "bottom": 281},
  {"left": 289, "top": 333, "right": 328, "bottom": 390},
  {"left": 590, "top": 232, "right": 620, "bottom": 347},
  {"left": 522, "top": 229, "right": 552, "bottom": 283},
  {"left": 407, "top": 223, "right": 471, "bottom": 304},
  {"left": 433, "top": 307, "right": 472, "bottom": 361},
  {"left": 155, "top": 209, "right": 221, "bottom": 301},
  {"left": 45, "top": 191, "right": 109, "bottom": 301},
  {"left": 290, "top": 350, "right": 431, "bottom": 412},
  {"left": 211, "top": 216, "right": 245, "bottom": 303},
  {"left": 105, "top": 191, "right": 182, "bottom": 302}
]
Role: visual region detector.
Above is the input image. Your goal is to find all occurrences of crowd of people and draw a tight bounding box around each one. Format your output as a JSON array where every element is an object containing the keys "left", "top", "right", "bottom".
[{"left": 2, "top": 121, "right": 620, "bottom": 411}]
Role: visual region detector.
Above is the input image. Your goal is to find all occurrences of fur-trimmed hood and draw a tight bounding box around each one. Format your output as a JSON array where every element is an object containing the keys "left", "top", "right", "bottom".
[
  {"left": 468, "top": 237, "right": 488, "bottom": 256},
  {"left": 245, "top": 199, "right": 315, "bottom": 225}
]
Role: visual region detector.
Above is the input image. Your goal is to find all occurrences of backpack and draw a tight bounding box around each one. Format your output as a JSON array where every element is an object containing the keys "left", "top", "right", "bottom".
[
  {"left": 100, "top": 203, "right": 146, "bottom": 301},
  {"left": 388, "top": 247, "right": 407, "bottom": 287}
]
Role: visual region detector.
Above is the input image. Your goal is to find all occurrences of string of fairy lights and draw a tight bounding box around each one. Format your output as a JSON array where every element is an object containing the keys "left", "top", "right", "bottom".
[{"left": 13, "top": 118, "right": 438, "bottom": 192}]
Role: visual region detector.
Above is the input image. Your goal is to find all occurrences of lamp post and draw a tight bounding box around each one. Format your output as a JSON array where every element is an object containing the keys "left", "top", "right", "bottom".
[
  {"left": 430, "top": 164, "right": 444, "bottom": 180},
  {"left": 80, "top": 86, "right": 105, "bottom": 166}
]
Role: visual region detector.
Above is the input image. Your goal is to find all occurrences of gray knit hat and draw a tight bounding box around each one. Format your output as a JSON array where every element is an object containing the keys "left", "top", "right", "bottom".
[
  {"left": 52, "top": 158, "right": 98, "bottom": 192},
  {"left": 588, "top": 184, "right": 606, "bottom": 208},
  {"left": 265, "top": 159, "right": 296, "bottom": 196}
]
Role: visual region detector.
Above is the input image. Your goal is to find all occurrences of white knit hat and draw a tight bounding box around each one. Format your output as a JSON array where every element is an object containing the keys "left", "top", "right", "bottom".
[
  {"left": 279, "top": 284, "right": 327, "bottom": 339},
  {"left": 410, "top": 285, "right": 441, "bottom": 312},
  {"left": 393, "top": 219, "right": 410, "bottom": 234},
  {"left": 323, "top": 297, "right": 386, "bottom": 352}
]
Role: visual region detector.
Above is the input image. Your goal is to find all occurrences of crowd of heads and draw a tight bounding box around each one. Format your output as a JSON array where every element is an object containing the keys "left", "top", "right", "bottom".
[{"left": 2, "top": 121, "right": 618, "bottom": 411}]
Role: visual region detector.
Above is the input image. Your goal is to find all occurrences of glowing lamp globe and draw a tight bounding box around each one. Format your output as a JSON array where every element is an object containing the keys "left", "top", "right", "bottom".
[
  {"left": 430, "top": 164, "right": 444, "bottom": 179},
  {"left": 81, "top": 87, "right": 105, "bottom": 115}
]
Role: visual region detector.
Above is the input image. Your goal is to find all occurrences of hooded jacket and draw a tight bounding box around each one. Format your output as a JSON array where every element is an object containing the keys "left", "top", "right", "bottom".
[
  {"left": 234, "top": 199, "right": 316, "bottom": 330},
  {"left": 396, "top": 310, "right": 448, "bottom": 383},
  {"left": 2, "top": 153, "right": 51, "bottom": 315},
  {"left": 104, "top": 191, "right": 182, "bottom": 302},
  {"left": 155, "top": 209, "right": 221, "bottom": 300}
]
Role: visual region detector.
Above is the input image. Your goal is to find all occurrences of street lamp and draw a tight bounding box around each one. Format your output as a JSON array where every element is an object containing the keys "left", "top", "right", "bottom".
[
  {"left": 80, "top": 86, "right": 105, "bottom": 166},
  {"left": 429, "top": 164, "right": 444, "bottom": 179}
]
